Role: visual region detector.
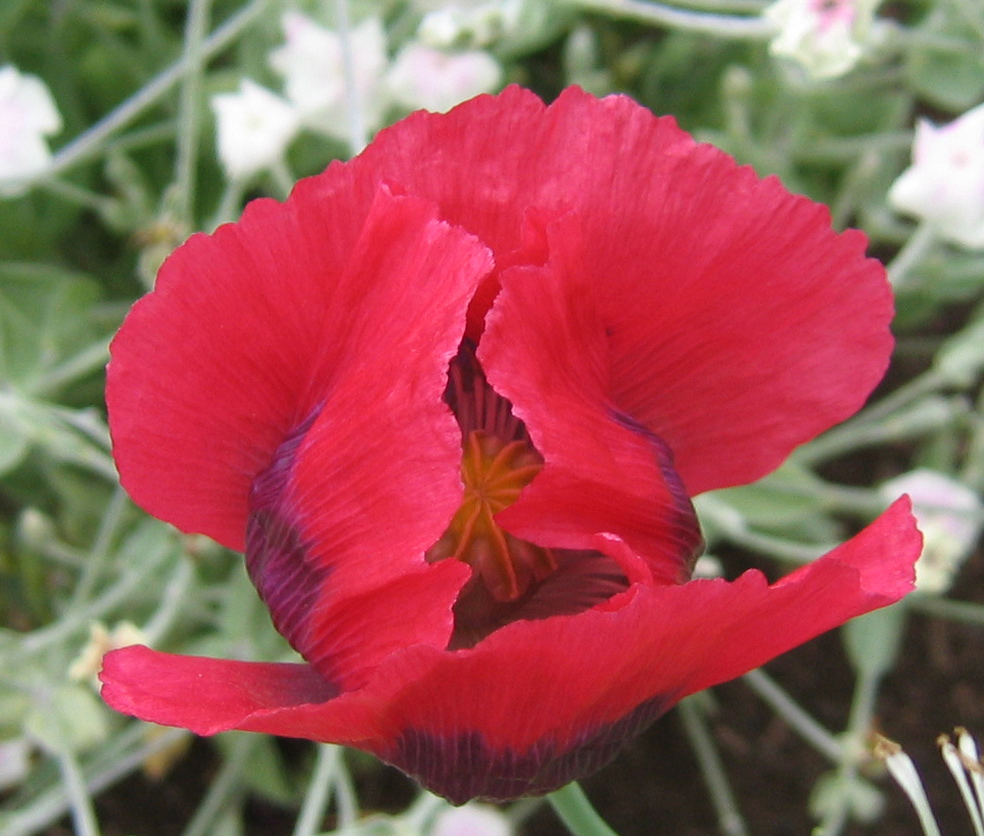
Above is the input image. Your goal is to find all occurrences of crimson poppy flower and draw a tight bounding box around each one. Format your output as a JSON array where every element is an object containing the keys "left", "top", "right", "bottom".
[{"left": 100, "top": 86, "right": 921, "bottom": 804}]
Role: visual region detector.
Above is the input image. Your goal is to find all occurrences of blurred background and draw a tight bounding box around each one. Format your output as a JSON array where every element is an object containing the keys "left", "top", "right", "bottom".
[{"left": 2, "top": 1, "right": 984, "bottom": 834}]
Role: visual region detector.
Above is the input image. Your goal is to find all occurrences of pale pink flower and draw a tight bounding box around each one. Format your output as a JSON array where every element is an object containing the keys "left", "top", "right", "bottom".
[
  {"left": 889, "top": 103, "right": 984, "bottom": 249},
  {"left": 765, "top": 0, "right": 884, "bottom": 79},
  {"left": 269, "top": 12, "right": 388, "bottom": 141},
  {"left": 387, "top": 43, "right": 501, "bottom": 113}
]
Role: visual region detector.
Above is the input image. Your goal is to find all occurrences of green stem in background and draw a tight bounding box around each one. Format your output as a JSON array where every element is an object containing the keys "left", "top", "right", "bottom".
[
  {"left": 56, "top": 748, "right": 102, "bottom": 836},
  {"left": 211, "top": 178, "right": 247, "bottom": 229},
  {"left": 69, "top": 485, "right": 129, "bottom": 609},
  {"left": 547, "top": 782, "right": 621, "bottom": 836},
  {"left": 142, "top": 555, "right": 196, "bottom": 645},
  {"left": 651, "top": 0, "right": 768, "bottom": 12},
  {"left": 815, "top": 668, "right": 886, "bottom": 836},
  {"left": 333, "top": 752, "right": 359, "bottom": 829},
  {"left": 180, "top": 734, "right": 256, "bottom": 836},
  {"left": 292, "top": 745, "right": 342, "bottom": 836},
  {"left": 960, "top": 390, "right": 984, "bottom": 490},
  {"left": 39, "top": 0, "right": 271, "bottom": 183},
  {"left": 742, "top": 670, "right": 843, "bottom": 762},
  {"left": 509, "top": 796, "right": 547, "bottom": 828},
  {"left": 792, "top": 395, "right": 966, "bottom": 467},
  {"left": 888, "top": 221, "right": 937, "bottom": 289},
  {"left": 36, "top": 178, "right": 118, "bottom": 214},
  {"left": 793, "top": 131, "right": 913, "bottom": 164},
  {"left": 678, "top": 698, "right": 749, "bottom": 836},
  {"left": 11, "top": 527, "right": 176, "bottom": 660},
  {"left": 910, "top": 595, "right": 984, "bottom": 626},
  {"left": 174, "top": 0, "right": 212, "bottom": 226},
  {"left": 335, "top": 0, "right": 367, "bottom": 156},
  {"left": 850, "top": 369, "right": 950, "bottom": 429},
  {"left": 27, "top": 338, "right": 112, "bottom": 400},
  {"left": 570, "top": 0, "right": 775, "bottom": 38},
  {"left": 2, "top": 725, "right": 188, "bottom": 836}
]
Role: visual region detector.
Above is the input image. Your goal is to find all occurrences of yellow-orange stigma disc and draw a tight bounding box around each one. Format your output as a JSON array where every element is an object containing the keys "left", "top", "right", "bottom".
[{"left": 428, "top": 430, "right": 557, "bottom": 602}]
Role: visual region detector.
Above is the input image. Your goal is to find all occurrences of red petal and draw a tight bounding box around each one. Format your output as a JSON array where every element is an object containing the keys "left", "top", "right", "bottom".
[
  {"left": 480, "top": 214, "right": 702, "bottom": 584},
  {"left": 108, "top": 180, "right": 491, "bottom": 552},
  {"left": 372, "top": 499, "right": 919, "bottom": 800},
  {"left": 100, "top": 500, "right": 919, "bottom": 803},
  {"left": 243, "top": 187, "right": 490, "bottom": 685},
  {"left": 99, "top": 645, "right": 384, "bottom": 741},
  {"left": 351, "top": 86, "right": 893, "bottom": 493}
]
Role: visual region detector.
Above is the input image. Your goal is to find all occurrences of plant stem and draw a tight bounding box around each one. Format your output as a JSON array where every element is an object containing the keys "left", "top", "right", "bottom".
[
  {"left": 3, "top": 725, "right": 187, "bottom": 836},
  {"left": 851, "top": 369, "right": 950, "bottom": 427},
  {"left": 69, "top": 484, "right": 129, "bottom": 608},
  {"left": 12, "top": 527, "right": 176, "bottom": 659},
  {"left": 174, "top": 0, "right": 212, "bottom": 225},
  {"left": 292, "top": 744, "right": 340, "bottom": 836},
  {"left": 143, "top": 555, "right": 196, "bottom": 645},
  {"left": 28, "top": 338, "right": 112, "bottom": 399},
  {"left": 570, "top": 0, "right": 774, "bottom": 39},
  {"left": 652, "top": 0, "right": 767, "bottom": 11},
  {"left": 547, "top": 782, "right": 621, "bottom": 836},
  {"left": 333, "top": 754, "right": 359, "bottom": 829},
  {"left": 56, "top": 748, "right": 102, "bottom": 836},
  {"left": 40, "top": 0, "right": 271, "bottom": 183},
  {"left": 793, "top": 396, "right": 964, "bottom": 467},
  {"left": 335, "top": 0, "right": 367, "bottom": 155},
  {"left": 889, "top": 221, "right": 937, "bottom": 289},
  {"left": 180, "top": 734, "right": 255, "bottom": 836},
  {"left": 742, "top": 669, "right": 843, "bottom": 762},
  {"left": 909, "top": 596, "right": 984, "bottom": 626},
  {"left": 721, "top": 526, "right": 831, "bottom": 565},
  {"left": 36, "top": 178, "right": 117, "bottom": 213},
  {"left": 678, "top": 698, "right": 749, "bottom": 836}
]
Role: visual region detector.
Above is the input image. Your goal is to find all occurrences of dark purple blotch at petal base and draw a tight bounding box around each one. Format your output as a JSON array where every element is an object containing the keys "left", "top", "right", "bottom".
[
  {"left": 383, "top": 693, "right": 673, "bottom": 804},
  {"left": 246, "top": 410, "right": 336, "bottom": 690},
  {"left": 610, "top": 409, "right": 705, "bottom": 578}
]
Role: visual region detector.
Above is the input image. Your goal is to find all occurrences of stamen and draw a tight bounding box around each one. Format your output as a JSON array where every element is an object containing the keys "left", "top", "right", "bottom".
[
  {"left": 427, "top": 429, "right": 556, "bottom": 602},
  {"left": 431, "top": 343, "right": 629, "bottom": 646},
  {"left": 428, "top": 344, "right": 556, "bottom": 603}
]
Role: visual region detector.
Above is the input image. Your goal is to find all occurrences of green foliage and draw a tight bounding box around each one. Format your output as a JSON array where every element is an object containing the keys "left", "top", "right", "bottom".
[{"left": 905, "top": 7, "right": 984, "bottom": 110}]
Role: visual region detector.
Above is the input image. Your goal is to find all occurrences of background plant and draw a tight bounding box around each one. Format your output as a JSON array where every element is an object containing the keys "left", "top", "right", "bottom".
[{"left": 1, "top": 0, "right": 983, "bottom": 834}]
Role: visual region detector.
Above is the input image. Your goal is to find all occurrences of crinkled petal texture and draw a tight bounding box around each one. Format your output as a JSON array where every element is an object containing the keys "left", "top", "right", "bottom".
[
  {"left": 108, "top": 182, "right": 492, "bottom": 686},
  {"left": 104, "top": 86, "right": 920, "bottom": 803},
  {"left": 351, "top": 86, "right": 895, "bottom": 496},
  {"left": 102, "top": 499, "right": 919, "bottom": 802}
]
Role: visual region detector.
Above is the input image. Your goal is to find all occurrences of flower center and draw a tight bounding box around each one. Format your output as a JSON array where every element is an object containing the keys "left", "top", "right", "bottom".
[
  {"left": 425, "top": 342, "right": 558, "bottom": 603},
  {"left": 427, "top": 429, "right": 557, "bottom": 602}
]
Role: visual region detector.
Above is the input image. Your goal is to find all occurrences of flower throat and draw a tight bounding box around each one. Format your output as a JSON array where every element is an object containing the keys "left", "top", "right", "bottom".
[{"left": 425, "top": 344, "right": 557, "bottom": 603}]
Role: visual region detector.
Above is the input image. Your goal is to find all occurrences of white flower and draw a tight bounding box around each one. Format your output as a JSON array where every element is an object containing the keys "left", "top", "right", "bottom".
[
  {"left": 0, "top": 65, "right": 62, "bottom": 195},
  {"left": 269, "top": 12, "right": 388, "bottom": 142},
  {"left": 888, "top": 103, "right": 984, "bottom": 249},
  {"left": 210, "top": 80, "right": 299, "bottom": 181},
  {"left": 69, "top": 621, "right": 149, "bottom": 688},
  {"left": 417, "top": 0, "right": 524, "bottom": 49},
  {"left": 692, "top": 554, "right": 724, "bottom": 579},
  {"left": 881, "top": 469, "right": 984, "bottom": 594},
  {"left": 386, "top": 43, "right": 501, "bottom": 113},
  {"left": 431, "top": 803, "right": 512, "bottom": 836},
  {"left": 764, "top": 0, "right": 883, "bottom": 80}
]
